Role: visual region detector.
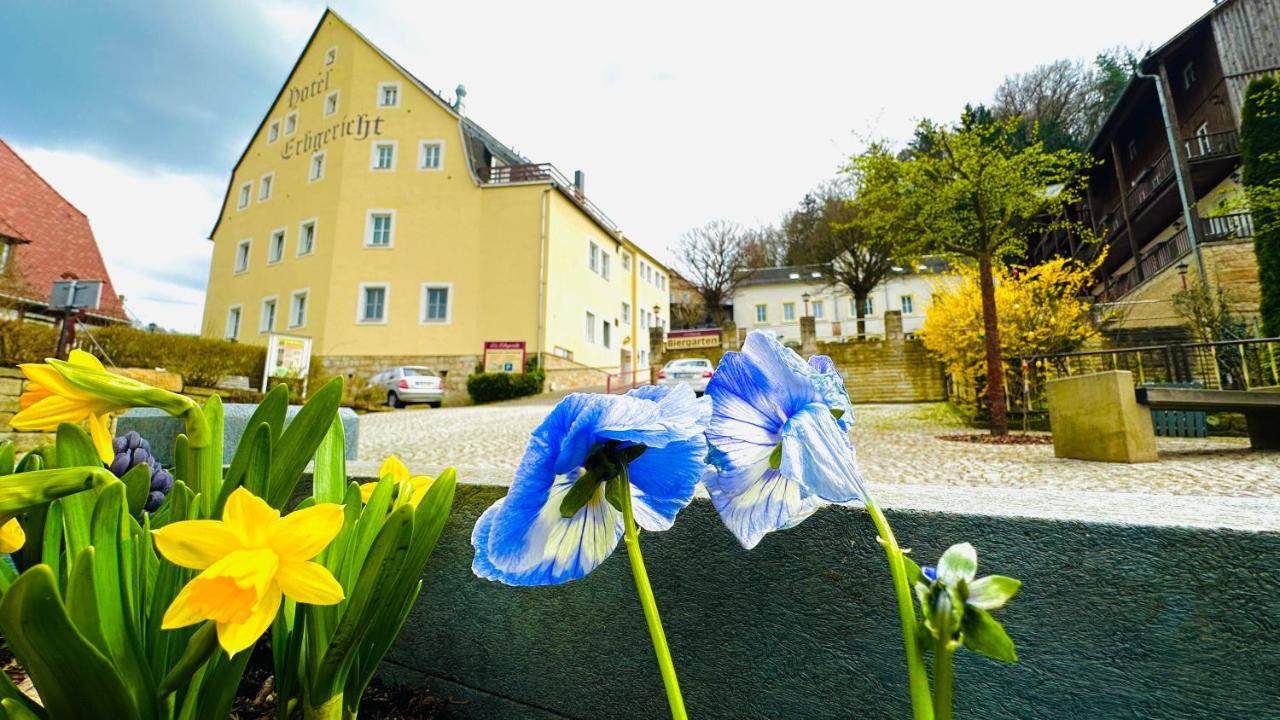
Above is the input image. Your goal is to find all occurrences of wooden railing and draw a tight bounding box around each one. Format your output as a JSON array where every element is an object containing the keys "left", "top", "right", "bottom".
[
  {"left": 1125, "top": 151, "right": 1175, "bottom": 210},
  {"left": 1184, "top": 129, "right": 1240, "bottom": 161},
  {"left": 1095, "top": 212, "right": 1255, "bottom": 302},
  {"left": 477, "top": 162, "right": 621, "bottom": 234},
  {"left": 1202, "top": 211, "right": 1254, "bottom": 241}
]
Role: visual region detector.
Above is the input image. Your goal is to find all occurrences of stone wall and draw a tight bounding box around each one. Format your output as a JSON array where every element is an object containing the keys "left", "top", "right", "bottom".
[
  {"left": 1110, "top": 239, "right": 1260, "bottom": 330},
  {"left": 537, "top": 353, "right": 614, "bottom": 393},
  {"left": 318, "top": 354, "right": 480, "bottom": 406},
  {"left": 380, "top": 482, "right": 1280, "bottom": 719},
  {"left": 0, "top": 367, "right": 52, "bottom": 452}
]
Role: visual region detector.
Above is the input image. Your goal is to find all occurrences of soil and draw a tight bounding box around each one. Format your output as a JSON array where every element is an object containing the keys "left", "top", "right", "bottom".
[{"left": 936, "top": 432, "right": 1055, "bottom": 446}]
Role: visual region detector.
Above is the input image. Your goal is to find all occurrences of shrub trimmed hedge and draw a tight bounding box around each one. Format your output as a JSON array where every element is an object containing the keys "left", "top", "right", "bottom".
[
  {"left": 466, "top": 362, "right": 545, "bottom": 404},
  {"left": 0, "top": 320, "right": 266, "bottom": 388}
]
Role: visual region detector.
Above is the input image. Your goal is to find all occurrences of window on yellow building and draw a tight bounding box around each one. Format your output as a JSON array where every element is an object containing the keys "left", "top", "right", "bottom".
[
  {"left": 601, "top": 252, "right": 611, "bottom": 281},
  {"left": 289, "top": 290, "right": 308, "bottom": 328},
  {"left": 237, "top": 182, "right": 252, "bottom": 209},
  {"left": 258, "top": 172, "right": 274, "bottom": 202},
  {"left": 359, "top": 284, "right": 388, "bottom": 323},
  {"left": 298, "top": 219, "right": 317, "bottom": 256},
  {"left": 268, "top": 229, "right": 285, "bottom": 264},
  {"left": 588, "top": 241, "right": 601, "bottom": 274},
  {"left": 309, "top": 151, "right": 326, "bottom": 182},
  {"left": 418, "top": 140, "right": 443, "bottom": 170},
  {"left": 260, "top": 297, "right": 277, "bottom": 333},
  {"left": 378, "top": 82, "right": 401, "bottom": 108},
  {"left": 621, "top": 302, "right": 631, "bottom": 325},
  {"left": 366, "top": 211, "right": 395, "bottom": 247},
  {"left": 421, "top": 284, "right": 450, "bottom": 324},
  {"left": 621, "top": 252, "right": 631, "bottom": 272},
  {"left": 324, "top": 90, "right": 339, "bottom": 117},
  {"left": 324, "top": 46, "right": 337, "bottom": 65},
  {"left": 267, "top": 120, "right": 280, "bottom": 143},
  {"left": 234, "top": 239, "right": 251, "bottom": 273},
  {"left": 371, "top": 141, "right": 397, "bottom": 171},
  {"left": 603, "top": 320, "right": 611, "bottom": 349},
  {"left": 284, "top": 111, "right": 298, "bottom": 135},
  {"left": 225, "top": 306, "right": 241, "bottom": 341},
  {"left": 585, "top": 311, "right": 596, "bottom": 343}
]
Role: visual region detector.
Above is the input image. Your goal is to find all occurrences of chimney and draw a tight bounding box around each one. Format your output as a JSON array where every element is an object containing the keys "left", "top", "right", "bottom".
[
  {"left": 453, "top": 84, "right": 468, "bottom": 115},
  {"left": 573, "top": 170, "right": 586, "bottom": 199}
]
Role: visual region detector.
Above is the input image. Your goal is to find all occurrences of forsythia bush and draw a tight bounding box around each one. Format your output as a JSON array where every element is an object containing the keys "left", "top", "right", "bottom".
[
  {"left": 0, "top": 321, "right": 266, "bottom": 388},
  {"left": 923, "top": 255, "right": 1104, "bottom": 401}
]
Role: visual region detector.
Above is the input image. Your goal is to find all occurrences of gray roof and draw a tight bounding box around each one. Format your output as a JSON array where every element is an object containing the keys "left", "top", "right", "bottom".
[{"left": 737, "top": 256, "right": 955, "bottom": 287}]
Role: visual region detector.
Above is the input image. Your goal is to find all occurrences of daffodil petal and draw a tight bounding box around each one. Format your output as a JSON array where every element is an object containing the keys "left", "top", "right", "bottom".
[
  {"left": 18, "top": 363, "right": 85, "bottom": 400},
  {"left": 87, "top": 413, "right": 115, "bottom": 464},
  {"left": 67, "top": 349, "right": 106, "bottom": 372},
  {"left": 272, "top": 503, "right": 344, "bottom": 561},
  {"left": 10, "top": 395, "right": 92, "bottom": 430},
  {"left": 276, "top": 561, "right": 344, "bottom": 605},
  {"left": 408, "top": 477, "right": 434, "bottom": 507},
  {"left": 215, "top": 584, "right": 282, "bottom": 656},
  {"left": 161, "top": 581, "right": 206, "bottom": 629},
  {"left": 0, "top": 519, "right": 25, "bottom": 553},
  {"left": 152, "top": 520, "right": 243, "bottom": 570},
  {"left": 223, "top": 487, "right": 280, "bottom": 546},
  {"left": 358, "top": 482, "right": 378, "bottom": 504},
  {"left": 379, "top": 456, "right": 409, "bottom": 483}
]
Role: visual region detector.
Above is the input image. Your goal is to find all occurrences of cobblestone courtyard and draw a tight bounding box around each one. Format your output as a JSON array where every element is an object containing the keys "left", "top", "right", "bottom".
[{"left": 357, "top": 399, "right": 1280, "bottom": 498}]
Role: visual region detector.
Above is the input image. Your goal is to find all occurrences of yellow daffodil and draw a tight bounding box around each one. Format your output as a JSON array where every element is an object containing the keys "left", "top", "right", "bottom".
[
  {"left": 359, "top": 455, "right": 434, "bottom": 508},
  {"left": 0, "top": 519, "right": 24, "bottom": 553},
  {"left": 11, "top": 350, "right": 121, "bottom": 463},
  {"left": 153, "top": 487, "right": 345, "bottom": 656}
]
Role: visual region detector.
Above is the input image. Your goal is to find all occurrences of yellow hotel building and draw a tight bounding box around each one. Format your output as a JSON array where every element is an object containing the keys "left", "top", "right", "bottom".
[{"left": 202, "top": 10, "right": 671, "bottom": 402}]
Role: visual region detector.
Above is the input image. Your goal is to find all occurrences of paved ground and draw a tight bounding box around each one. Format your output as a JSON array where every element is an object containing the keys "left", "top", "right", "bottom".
[{"left": 357, "top": 399, "right": 1280, "bottom": 498}]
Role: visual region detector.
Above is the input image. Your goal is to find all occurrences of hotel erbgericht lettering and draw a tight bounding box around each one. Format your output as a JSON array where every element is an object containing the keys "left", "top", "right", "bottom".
[{"left": 279, "top": 68, "right": 385, "bottom": 160}]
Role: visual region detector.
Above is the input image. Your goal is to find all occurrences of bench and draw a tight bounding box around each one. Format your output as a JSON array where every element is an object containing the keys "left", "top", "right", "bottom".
[{"left": 1135, "top": 387, "right": 1280, "bottom": 450}]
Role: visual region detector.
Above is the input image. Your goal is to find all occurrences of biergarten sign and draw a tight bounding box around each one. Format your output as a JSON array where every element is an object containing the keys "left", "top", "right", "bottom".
[{"left": 665, "top": 329, "right": 720, "bottom": 350}]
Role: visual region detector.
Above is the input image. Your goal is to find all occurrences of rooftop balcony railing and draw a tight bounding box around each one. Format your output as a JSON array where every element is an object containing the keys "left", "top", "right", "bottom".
[
  {"left": 477, "top": 162, "right": 621, "bottom": 235},
  {"left": 1184, "top": 129, "right": 1240, "bottom": 162},
  {"left": 1125, "top": 151, "right": 1175, "bottom": 211}
]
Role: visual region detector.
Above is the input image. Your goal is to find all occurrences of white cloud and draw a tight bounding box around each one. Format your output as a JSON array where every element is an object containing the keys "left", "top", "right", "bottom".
[{"left": 13, "top": 145, "right": 218, "bottom": 333}]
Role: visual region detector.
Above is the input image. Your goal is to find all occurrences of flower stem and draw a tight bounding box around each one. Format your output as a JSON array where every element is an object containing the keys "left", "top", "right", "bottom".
[
  {"left": 181, "top": 404, "right": 217, "bottom": 516},
  {"left": 932, "top": 636, "right": 955, "bottom": 720},
  {"left": 618, "top": 464, "right": 688, "bottom": 720},
  {"left": 303, "top": 694, "right": 343, "bottom": 720},
  {"left": 865, "top": 498, "right": 934, "bottom": 720}
]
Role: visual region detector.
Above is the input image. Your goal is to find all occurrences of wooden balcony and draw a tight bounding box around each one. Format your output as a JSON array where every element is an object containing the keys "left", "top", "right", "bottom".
[
  {"left": 1095, "top": 212, "right": 1254, "bottom": 303},
  {"left": 1184, "top": 129, "right": 1240, "bottom": 162}
]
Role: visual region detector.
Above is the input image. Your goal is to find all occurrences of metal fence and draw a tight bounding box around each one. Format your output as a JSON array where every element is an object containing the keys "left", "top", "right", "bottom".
[{"left": 1007, "top": 338, "right": 1280, "bottom": 417}]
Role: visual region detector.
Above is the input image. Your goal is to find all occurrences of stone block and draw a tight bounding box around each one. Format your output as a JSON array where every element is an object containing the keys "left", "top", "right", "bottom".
[
  {"left": 0, "top": 377, "right": 23, "bottom": 397},
  {"left": 116, "top": 404, "right": 359, "bottom": 465},
  {"left": 112, "top": 367, "right": 184, "bottom": 392},
  {"left": 1046, "top": 370, "right": 1157, "bottom": 463}
]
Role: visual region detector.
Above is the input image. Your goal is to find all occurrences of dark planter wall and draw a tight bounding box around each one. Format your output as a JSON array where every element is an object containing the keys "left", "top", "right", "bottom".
[{"left": 385, "top": 484, "right": 1280, "bottom": 719}]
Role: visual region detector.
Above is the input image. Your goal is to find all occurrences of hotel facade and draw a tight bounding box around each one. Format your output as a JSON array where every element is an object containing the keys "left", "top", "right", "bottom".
[{"left": 201, "top": 10, "right": 671, "bottom": 401}]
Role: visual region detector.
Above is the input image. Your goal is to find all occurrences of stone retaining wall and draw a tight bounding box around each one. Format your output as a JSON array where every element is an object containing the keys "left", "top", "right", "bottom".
[
  {"left": 318, "top": 354, "right": 480, "bottom": 406},
  {"left": 0, "top": 367, "right": 52, "bottom": 452},
  {"left": 381, "top": 482, "right": 1280, "bottom": 719},
  {"left": 537, "top": 353, "right": 614, "bottom": 393}
]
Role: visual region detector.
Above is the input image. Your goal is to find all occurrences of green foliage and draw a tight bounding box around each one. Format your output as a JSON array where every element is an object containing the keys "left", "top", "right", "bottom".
[
  {"left": 466, "top": 359, "right": 545, "bottom": 404},
  {"left": 1241, "top": 73, "right": 1280, "bottom": 336},
  {"left": 0, "top": 321, "right": 266, "bottom": 388},
  {"left": 1171, "top": 271, "right": 1246, "bottom": 342}
]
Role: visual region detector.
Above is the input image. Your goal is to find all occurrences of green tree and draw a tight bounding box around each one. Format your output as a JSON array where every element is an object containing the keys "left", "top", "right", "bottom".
[
  {"left": 1241, "top": 73, "right": 1280, "bottom": 336},
  {"left": 900, "top": 115, "right": 1093, "bottom": 434}
]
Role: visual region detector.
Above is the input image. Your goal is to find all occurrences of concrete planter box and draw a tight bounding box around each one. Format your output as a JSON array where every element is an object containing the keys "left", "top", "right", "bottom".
[
  {"left": 116, "top": 404, "right": 359, "bottom": 465},
  {"left": 378, "top": 482, "right": 1280, "bottom": 719}
]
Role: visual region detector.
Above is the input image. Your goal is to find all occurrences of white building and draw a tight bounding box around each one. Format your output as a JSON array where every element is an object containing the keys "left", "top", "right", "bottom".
[{"left": 731, "top": 258, "right": 958, "bottom": 345}]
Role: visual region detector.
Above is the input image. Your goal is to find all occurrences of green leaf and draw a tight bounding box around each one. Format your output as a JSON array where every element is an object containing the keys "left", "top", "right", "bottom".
[
  {"left": 0, "top": 670, "right": 45, "bottom": 720},
  {"left": 768, "top": 442, "right": 783, "bottom": 470},
  {"left": 960, "top": 607, "right": 1019, "bottom": 663},
  {"left": 831, "top": 408, "right": 846, "bottom": 421},
  {"left": 936, "top": 542, "right": 978, "bottom": 585},
  {"left": 158, "top": 622, "right": 219, "bottom": 695},
  {"left": 604, "top": 474, "right": 626, "bottom": 513},
  {"left": 0, "top": 443, "right": 14, "bottom": 476},
  {"left": 120, "top": 463, "right": 151, "bottom": 517},
  {"left": 202, "top": 394, "right": 225, "bottom": 501},
  {"left": 0, "top": 467, "right": 118, "bottom": 519},
  {"left": 54, "top": 423, "right": 103, "bottom": 559},
  {"left": 0, "top": 566, "right": 140, "bottom": 720},
  {"left": 65, "top": 546, "right": 109, "bottom": 655},
  {"left": 559, "top": 468, "right": 603, "bottom": 518},
  {"left": 242, "top": 423, "right": 272, "bottom": 499},
  {"left": 312, "top": 416, "right": 347, "bottom": 505},
  {"left": 1, "top": 698, "right": 44, "bottom": 720},
  {"left": 902, "top": 552, "right": 925, "bottom": 587},
  {"left": 267, "top": 377, "right": 343, "bottom": 508},
  {"left": 967, "top": 575, "right": 1021, "bottom": 610},
  {"left": 39, "top": 500, "right": 63, "bottom": 588},
  {"left": 620, "top": 444, "right": 647, "bottom": 463},
  {"left": 188, "top": 649, "right": 252, "bottom": 720},
  {"left": 173, "top": 434, "right": 190, "bottom": 487},
  {"left": 12, "top": 450, "right": 44, "bottom": 474}
]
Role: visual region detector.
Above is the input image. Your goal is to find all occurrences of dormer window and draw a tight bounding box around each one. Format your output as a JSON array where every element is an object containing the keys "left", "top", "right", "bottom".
[
  {"left": 378, "top": 82, "right": 401, "bottom": 108},
  {"left": 324, "top": 46, "right": 337, "bottom": 65},
  {"left": 323, "top": 90, "right": 339, "bottom": 117}
]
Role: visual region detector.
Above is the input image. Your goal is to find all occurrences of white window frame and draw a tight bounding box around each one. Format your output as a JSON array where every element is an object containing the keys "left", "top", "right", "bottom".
[
  {"left": 237, "top": 182, "right": 252, "bottom": 209},
  {"left": 309, "top": 151, "right": 326, "bottom": 182},
  {"left": 225, "top": 305, "right": 242, "bottom": 341},
  {"left": 234, "top": 238, "right": 251, "bottom": 274},
  {"left": 284, "top": 110, "right": 298, "bottom": 136},
  {"left": 258, "top": 172, "right": 274, "bottom": 202},
  {"left": 419, "top": 282, "right": 453, "bottom": 324},
  {"left": 364, "top": 209, "right": 396, "bottom": 248},
  {"left": 602, "top": 319, "right": 612, "bottom": 349},
  {"left": 323, "top": 89, "right": 340, "bottom": 117},
  {"left": 621, "top": 251, "right": 632, "bottom": 272},
  {"left": 357, "top": 283, "right": 390, "bottom": 324},
  {"left": 901, "top": 295, "right": 914, "bottom": 315},
  {"left": 370, "top": 140, "right": 398, "bottom": 171},
  {"left": 812, "top": 300, "right": 825, "bottom": 320},
  {"left": 585, "top": 311, "right": 596, "bottom": 344},
  {"left": 377, "top": 81, "right": 402, "bottom": 108},
  {"left": 783, "top": 302, "right": 795, "bottom": 321},
  {"left": 259, "top": 296, "right": 278, "bottom": 333},
  {"left": 755, "top": 304, "right": 767, "bottom": 323},
  {"left": 417, "top": 140, "right": 444, "bottom": 170},
  {"left": 601, "top": 252, "right": 611, "bottom": 281},
  {"left": 324, "top": 46, "right": 337, "bottom": 65},
  {"left": 267, "top": 227, "right": 286, "bottom": 264},
  {"left": 297, "top": 217, "right": 318, "bottom": 256},
  {"left": 588, "top": 241, "right": 601, "bottom": 274},
  {"left": 621, "top": 301, "right": 631, "bottom": 325},
  {"left": 289, "top": 289, "right": 309, "bottom": 328},
  {"left": 267, "top": 120, "right": 280, "bottom": 143}
]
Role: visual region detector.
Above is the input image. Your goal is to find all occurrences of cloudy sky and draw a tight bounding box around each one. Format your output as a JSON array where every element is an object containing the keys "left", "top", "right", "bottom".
[{"left": 0, "top": 0, "right": 1211, "bottom": 331}]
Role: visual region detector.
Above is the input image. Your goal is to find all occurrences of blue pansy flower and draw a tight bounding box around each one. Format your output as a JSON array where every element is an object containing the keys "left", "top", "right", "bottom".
[
  {"left": 703, "top": 331, "right": 867, "bottom": 549},
  {"left": 472, "top": 384, "right": 709, "bottom": 586}
]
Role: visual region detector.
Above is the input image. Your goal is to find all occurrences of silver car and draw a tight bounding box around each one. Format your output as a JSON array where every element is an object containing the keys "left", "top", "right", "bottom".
[
  {"left": 372, "top": 366, "right": 444, "bottom": 408},
  {"left": 657, "top": 358, "right": 714, "bottom": 395}
]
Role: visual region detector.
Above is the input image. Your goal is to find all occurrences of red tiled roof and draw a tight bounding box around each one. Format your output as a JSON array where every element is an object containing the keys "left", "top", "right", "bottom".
[{"left": 0, "top": 138, "right": 127, "bottom": 321}]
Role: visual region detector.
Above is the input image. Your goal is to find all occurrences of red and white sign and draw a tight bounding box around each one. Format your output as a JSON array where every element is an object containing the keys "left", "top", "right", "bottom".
[
  {"left": 483, "top": 341, "right": 526, "bottom": 374},
  {"left": 665, "top": 329, "right": 720, "bottom": 350}
]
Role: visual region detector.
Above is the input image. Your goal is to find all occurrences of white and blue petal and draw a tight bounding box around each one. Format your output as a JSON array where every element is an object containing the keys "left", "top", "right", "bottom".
[
  {"left": 779, "top": 402, "right": 866, "bottom": 503},
  {"left": 596, "top": 384, "right": 709, "bottom": 449},
  {"left": 703, "top": 466, "right": 824, "bottom": 550},
  {"left": 806, "top": 355, "right": 854, "bottom": 430},
  {"left": 627, "top": 435, "right": 706, "bottom": 531}
]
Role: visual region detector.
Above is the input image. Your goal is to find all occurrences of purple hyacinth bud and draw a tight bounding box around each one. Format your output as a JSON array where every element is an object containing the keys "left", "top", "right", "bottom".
[
  {"left": 125, "top": 431, "right": 143, "bottom": 451},
  {"left": 145, "top": 491, "right": 165, "bottom": 513},
  {"left": 150, "top": 468, "right": 173, "bottom": 494},
  {"left": 139, "top": 437, "right": 152, "bottom": 454},
  {"left": 130, "top": 447, "right": 150, "bottom": 468},
  {"left": 113, "top": 436, "right": 128, "bottom": 454},
  {"left": 110, "top": 452, "right": 132, "bottom": 477}
]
